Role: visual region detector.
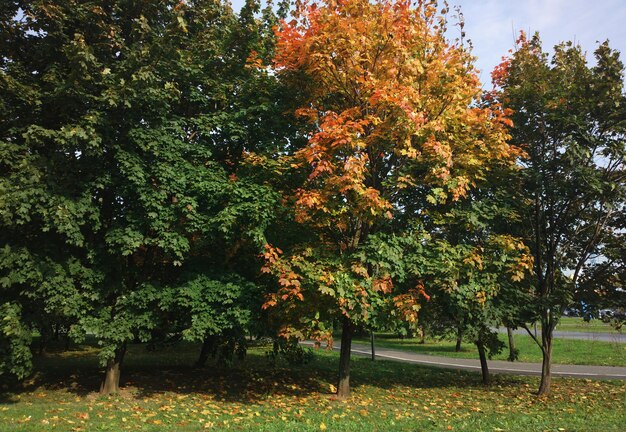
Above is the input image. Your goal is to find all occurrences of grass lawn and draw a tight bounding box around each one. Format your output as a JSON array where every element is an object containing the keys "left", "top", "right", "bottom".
[
  {"left": 355, "top": 333, "right": 626, "bottom": 366},
  {"left": 1, "top": 342, "right": 625, "bottom": 431},
  {"left": 555, "top": 317, "right": 620, "bottom": 333}
]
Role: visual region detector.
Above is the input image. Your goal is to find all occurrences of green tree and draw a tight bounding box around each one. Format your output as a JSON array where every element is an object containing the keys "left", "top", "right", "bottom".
[
  {"left": 496, "top": 33, "right": 626, "bottom": 395},
  {"left": 0, "top": 0, "right": 283, "bottom": 393},
  {"left": 403, "top": 159, "right": 532, "bottom": 385}
]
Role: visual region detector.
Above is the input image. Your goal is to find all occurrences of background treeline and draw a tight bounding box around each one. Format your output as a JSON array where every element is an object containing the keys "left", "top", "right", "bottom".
[{"left": 1, "top": 0, "right": 624, "bottom": 399}]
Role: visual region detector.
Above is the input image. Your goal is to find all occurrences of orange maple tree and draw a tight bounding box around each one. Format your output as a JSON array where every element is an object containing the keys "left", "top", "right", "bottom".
[{"left": 262, "top": 0, "right": 521, "bottom": 398}]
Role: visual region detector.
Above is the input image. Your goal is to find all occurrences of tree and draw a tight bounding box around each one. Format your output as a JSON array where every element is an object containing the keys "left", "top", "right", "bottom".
[
  {"left": 0, "top": 0, "right": 283, "bottom": 393},
  {"left": 496, "top": 33, "right": 626, "bottom": 395},
  {"left": 407, "top": 173, "right": 532, "bottom": 385},
  {"left": 263, "top": 0, "right": 518, "bottom": 399}
]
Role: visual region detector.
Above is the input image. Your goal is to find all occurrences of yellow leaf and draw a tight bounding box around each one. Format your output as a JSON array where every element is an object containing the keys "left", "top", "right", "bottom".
[
  {"left": 320, "top": 423, "right": 327, "bottom": 430},
  {"left": 329, "top": 384, "right": 337, "bottom": 393}
]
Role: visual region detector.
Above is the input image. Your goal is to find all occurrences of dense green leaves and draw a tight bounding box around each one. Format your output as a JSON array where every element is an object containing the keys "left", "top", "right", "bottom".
[
  {"left": 0, "top": 0, "right": 286, "bottom": 389},
  {"left": 0, "top": 302, "right": 32, "bottom": 380}
]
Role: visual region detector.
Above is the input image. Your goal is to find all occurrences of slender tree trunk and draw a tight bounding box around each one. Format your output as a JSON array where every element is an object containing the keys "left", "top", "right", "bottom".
[
  {"left": 38, "top": 326, "right": 50, "bottom": 355},
  {"left": 455, "top": 326, "right": 463, "bottom": 352},
  {"left": 476, "top": 340, "right": 490, "bottom": 385},
  {"left": 507, "top": 327, "right": 517, "bottom": 361},
  {"left": 538, "top": 328, "right": 553, "bottom": 396},
  {"left": 194, "top": 335, "right": 216, "bottom": 368},
  {"left": 418, "top": 326, "right": 425, "bottom": 344},
  {"left": 337, "top": 316, "right": 353, "bottom": 400},
  {"left": 370, "top": 331, "right": 375, "bottom": 361},
  {"left": 100, "top": 343, "right": 127, "bottom": 395}
]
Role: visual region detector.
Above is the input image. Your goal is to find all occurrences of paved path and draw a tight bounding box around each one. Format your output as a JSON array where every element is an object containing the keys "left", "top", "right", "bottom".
[
  {"left": 498, "top": 328, "right": 626, "bottom": 343},
  {"left": 301, "top": 341, "right": 626, "bottom": 380}
]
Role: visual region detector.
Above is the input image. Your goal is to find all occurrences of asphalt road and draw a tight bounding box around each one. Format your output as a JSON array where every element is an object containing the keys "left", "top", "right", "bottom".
[
  {"left": 500, "top": 328, "right": 626, "bottom": 343},
  {"left": 301, "top": 341, "right": 626, "bottom": 380}
]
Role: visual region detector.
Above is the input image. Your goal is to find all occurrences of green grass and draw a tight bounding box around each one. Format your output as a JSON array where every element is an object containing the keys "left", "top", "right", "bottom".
[
  {"left": 555, "top": 317, "right": 619, "bottom": 333},
  {"left": 355, "top": 333, "right": 625, "bottom": 366},
  {"left": 1, "top": 342, "right": 625, "bottom": 431}
]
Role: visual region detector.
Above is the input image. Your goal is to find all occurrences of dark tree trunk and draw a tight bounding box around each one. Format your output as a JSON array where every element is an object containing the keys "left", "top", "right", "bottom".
[
  {"left": 455, "top": 327, "right": 463, "bottom": 352},
  {"left": 194, "top": 335, "right": 216, "bottom": 368},
  {"left": 38, "top": 326, "right": 50, "bottom": 355},
  {"left": 370, "top": 331, "right": 375, "bottom": 361},
  {"left": 476, "top": 340, "right": 490, "bottom": 385},
  {"left": 538, "top": 329, "right": 553, "bottom": 395},
  {"left": 63, "top": 332, "right": 71, "bottom": 351},
  {"left": 337, "top": 316, "right": 353, "bottom": 400},
  {"left": 100, "top": 343, "right": 127, "bottom": 395},
  {"left": 507, "top": 327, "right": 517, "bottom": 361}
]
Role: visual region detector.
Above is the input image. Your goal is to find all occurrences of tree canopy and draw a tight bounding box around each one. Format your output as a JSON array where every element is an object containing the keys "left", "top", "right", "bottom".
[{"left": 1, "top": 0, "right": 623, "bottom": 400}]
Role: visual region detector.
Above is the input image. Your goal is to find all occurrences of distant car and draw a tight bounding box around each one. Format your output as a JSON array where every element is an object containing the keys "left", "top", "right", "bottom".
[{"left": 598, "top": 309, "right": 615, "bottom": 319}]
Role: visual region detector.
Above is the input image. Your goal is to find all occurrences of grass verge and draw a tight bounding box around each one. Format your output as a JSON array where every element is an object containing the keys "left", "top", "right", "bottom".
[
  {"left": 555, "top": 317, "right": 620, "bottom": 333},
  {"left": 355, "top": 333, "right": 625, "bottom": 366},
  {"left": 0, "top": 342, "right": 624, "bottom": 431}
]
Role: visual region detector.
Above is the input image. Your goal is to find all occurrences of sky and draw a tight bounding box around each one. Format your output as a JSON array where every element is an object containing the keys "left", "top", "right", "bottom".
[
  {"left": 230, "top": 0, "right": 626, "bottom": 86},
  {"left": 452, "top": 0, "right": 626, "bottom": 84}
]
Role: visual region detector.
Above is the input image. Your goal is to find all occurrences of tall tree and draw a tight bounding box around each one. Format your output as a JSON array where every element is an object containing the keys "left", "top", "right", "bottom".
[
  {"left": 0, "top": 0, "right": 284, "bottom": 393},
  {"left": 263, "top": 0, "right": 519, "bottom": 399},
  {"left": 496, "top": 33, "right": 626, "bottom": 395}
]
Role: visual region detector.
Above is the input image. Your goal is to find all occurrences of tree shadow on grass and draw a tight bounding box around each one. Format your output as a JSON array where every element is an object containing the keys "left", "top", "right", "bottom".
[{"left": 0, "top": 341, "right": 530, "bottom": 405}]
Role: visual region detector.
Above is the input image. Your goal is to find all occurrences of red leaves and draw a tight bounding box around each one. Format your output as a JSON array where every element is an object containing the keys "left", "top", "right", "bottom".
[
  {"left": 372, "top": 275, "right": 393, "bottom": 294},
  {"left": 261, "top": 244, "right": 282, "bottom": 273},
  {"left": 491, "top": 56, "right": 512, "bottom": 89},
  {"left": 261, "top": 245, "right": 305, "bottom": 309},
  {"left": 393, "top": 282, "right": 430, "bottom": 323}
]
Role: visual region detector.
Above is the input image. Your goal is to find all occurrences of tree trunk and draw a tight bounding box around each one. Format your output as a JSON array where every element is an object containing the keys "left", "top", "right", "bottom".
[
  {"left": 38, "top": 326, "right": 50, "bottom": 355},
  {"left": 476, "top": 340, "right": 490, "bottom": 385},
  {"left": 455, "top": 327, "right": 463, "bottom": 352},
  {"left": 337, "top": 316, "right": 353, "bottom": 400},
  {"left": 370, "top": 331, "right": 375, "bottom": 361},
  {"left": 100, "top": 343, "right": 127, "bottom": 395},
  {"left": 537, "top": 330, "right": 553, "bottom": 396},
  {"left": 194, "top": 335, "right": 216, "bottom": 368},
  {"left": 64, "top": 333, "right": 71, "bottom": 351},
  {"left": 507, "top": 327, "right": 517, "bottom": 361},
  {"left": 418, "top": 326, "right": 425, "bottom": 344}
]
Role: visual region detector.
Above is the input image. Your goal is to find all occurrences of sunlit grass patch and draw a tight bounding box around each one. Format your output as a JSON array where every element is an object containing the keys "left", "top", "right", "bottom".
[{"left": 354, "top": 333, "right": 625, "bottom": 366}]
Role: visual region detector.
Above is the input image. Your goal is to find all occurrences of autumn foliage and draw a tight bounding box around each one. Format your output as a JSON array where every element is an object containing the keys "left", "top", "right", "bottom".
[{"left": 262, "top": 0, "right": 521, "bottom": 340}]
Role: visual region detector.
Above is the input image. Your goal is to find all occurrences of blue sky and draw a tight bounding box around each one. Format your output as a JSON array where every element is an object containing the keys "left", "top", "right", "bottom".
[
  {"left": 230, "top": 0, "right": 626, "bottom": 86},
  {"left": 453, "top": 0, "right": 626, "bottom": 84}
]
